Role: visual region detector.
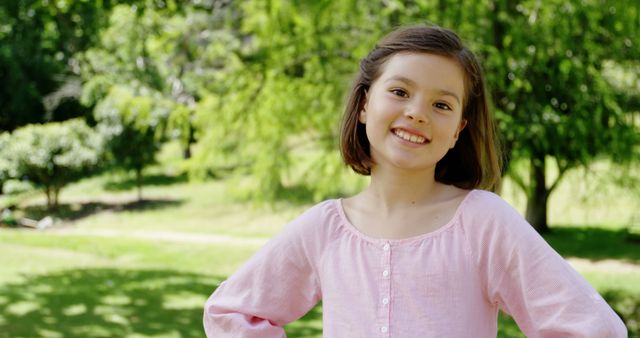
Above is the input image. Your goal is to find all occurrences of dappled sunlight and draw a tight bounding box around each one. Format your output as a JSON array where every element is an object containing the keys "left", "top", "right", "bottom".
[{"left": 0, "top": 268, "right": 219, "bottom": 338}]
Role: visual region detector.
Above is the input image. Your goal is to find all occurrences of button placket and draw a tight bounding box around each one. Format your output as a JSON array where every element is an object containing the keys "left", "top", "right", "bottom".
[{"left": 378, "top": 241, "right": 392, "bottom": 337}]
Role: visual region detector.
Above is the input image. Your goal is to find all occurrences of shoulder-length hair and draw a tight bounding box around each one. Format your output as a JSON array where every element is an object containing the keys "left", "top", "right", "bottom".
[{"left": 339, "top": 25, "right": 502, "bottom": 191}]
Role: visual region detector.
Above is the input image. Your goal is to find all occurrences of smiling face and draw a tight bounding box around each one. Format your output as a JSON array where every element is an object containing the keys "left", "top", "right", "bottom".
[{"left": 359, "top": 52, "right": 467, "bottom": 174}]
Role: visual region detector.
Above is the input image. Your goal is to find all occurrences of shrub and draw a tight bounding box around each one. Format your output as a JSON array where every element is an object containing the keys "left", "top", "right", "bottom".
[{"left": 5, "top": 119, "right": 103, "bottom": 208}]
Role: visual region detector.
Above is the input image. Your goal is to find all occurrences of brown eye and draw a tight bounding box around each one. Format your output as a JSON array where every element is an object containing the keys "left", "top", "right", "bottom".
[
  {"left": 434, "top": 102, "right": 452, "bottom": 110},
  {"left": 390, "top": 89, "right": 408, "bottom": 98}
]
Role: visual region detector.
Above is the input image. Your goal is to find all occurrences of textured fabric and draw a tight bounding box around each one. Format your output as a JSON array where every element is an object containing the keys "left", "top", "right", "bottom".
[{"left": 203, "top": 190, "right": 627, "bottom": 337}]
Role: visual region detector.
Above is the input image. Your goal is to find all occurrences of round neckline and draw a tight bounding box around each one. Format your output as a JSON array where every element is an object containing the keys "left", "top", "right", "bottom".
[{"left": 334, "top": 189, "right": 477, "bottom": 245}]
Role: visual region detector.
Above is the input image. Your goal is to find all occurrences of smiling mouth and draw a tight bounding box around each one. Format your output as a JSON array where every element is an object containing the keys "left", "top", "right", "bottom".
[{"left": 392, "top": 129, "right": 428, "bottom": 144}]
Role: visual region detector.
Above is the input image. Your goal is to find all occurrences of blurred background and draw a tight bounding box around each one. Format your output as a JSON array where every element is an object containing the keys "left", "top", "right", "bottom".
[{"left": 0, "top": 0, "right": 639, "bottom": 337}]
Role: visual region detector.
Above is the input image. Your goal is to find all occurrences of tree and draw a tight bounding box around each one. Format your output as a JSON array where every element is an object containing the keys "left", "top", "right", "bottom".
[
  {"left": 480, "top": 0, "right": 640, "bottom": 232},
  {"left": 214, "top": 0, "right": 639, "bottom": 231},
  {"left": 0, "top": 0, "right": 120, "bottom": 131},
  {"left": 192, "top": 0, "right": 392, "bottom": 200},
  {"left": 0, "top": 0, "right": 190, "bottom": 131},
  {"left": 94, "top": 86, "right": 169, "bottom": 201},
  {"left": 71, "top": 0, "right": 639, "bottom": 231},
  {"left": 4, "top": 119, "right": 103, "bottom": 209},
  {"left": 79, "top": 3, "right": 241, "bottom": 165}
]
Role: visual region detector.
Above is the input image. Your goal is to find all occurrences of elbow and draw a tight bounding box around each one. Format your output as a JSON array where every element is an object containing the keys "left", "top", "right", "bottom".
[
  {"left": 203, "top": 298, "right": 226, "bottom": 337},
  {"left": 203, "top": 292, "right": 243, "bottom": 337},
  {"left": 203, "top": 298, "right": 286, "bottom": 338}
]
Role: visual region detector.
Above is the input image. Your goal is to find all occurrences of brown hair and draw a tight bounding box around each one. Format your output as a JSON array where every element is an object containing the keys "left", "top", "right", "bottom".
[{"left": 339, "top": 25, "right": 502, "bottom": 191}]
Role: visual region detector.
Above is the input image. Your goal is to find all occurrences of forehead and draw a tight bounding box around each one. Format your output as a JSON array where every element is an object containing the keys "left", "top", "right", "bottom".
[{"left": 376, "top": 52, "right": 465, "bottom": 98}]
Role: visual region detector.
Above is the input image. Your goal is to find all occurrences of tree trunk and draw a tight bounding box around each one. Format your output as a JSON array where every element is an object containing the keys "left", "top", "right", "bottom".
[
  {"left": 183, "top": 122, "right": 194, "bottom": 159},
  {"left": 45, "top": 186, "right": 53, "bottom": 210},
  {"left": 183, "top": 144, "right": 192, "bottom": 159},
  {"left": 53, "top": 188, "right": 60, "bottom": 209},
  {"left": 526, "top": 154, "right": 550, "bottom": 233}
]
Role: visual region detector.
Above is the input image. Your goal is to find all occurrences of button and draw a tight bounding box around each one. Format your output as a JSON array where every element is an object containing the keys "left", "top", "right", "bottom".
[
  {"left": 382, "top": 270, "right": 389, "bottom": 277},
  {"left": 381, "top": 326, "right": 388, "bottom": 333},
  {"left": 383, "top": 243, "right": 390, "bottom": 251},
  {"left": 382, "top": 297, "right": 389, "bottom": 305}
]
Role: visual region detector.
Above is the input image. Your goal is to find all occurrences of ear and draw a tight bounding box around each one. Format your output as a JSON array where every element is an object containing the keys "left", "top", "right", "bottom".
[
  {"left": 450, "top": 119, "right": 468, "bottom": 148},
  {"left": 358, "top": 110, "right": 367, "bottom": 124},
  {"left": 358, "top": 91, "right": 369, "bottom": 124}
]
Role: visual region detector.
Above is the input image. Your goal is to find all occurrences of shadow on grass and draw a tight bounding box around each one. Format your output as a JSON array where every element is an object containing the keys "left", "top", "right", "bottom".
[
  {"left": 21, "top": 198, "right": 184, "bottom": 223},
  {"left": 103, "top": 173, "right": 189, "bottom": 192},
  {"left": 0, "top": 267, "right": 323, "bottom": 338},
  {"left": 0, "top": 268, "right": 218, "bottom": 338},
  {"left": 543, "top": 226, "right": 640, "bottom": 263}
]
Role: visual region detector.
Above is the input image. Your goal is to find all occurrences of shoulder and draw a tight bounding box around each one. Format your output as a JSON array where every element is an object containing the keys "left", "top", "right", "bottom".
[
  {"left": 461, "top": 189, "right": 524, "bottom": 223},
  {"left": 457, "top": 190, "right": 549, "bottom": 273},
  {"left": 458, "top": 189, "right": 536, "bottom": 243},
  {"left": 279, "top": 199, "right": 343, "bottom": 241}
]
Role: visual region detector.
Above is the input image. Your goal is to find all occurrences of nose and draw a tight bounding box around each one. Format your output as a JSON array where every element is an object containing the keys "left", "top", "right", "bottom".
[{"left": 404, "top": 100, "right": 429, "bottom": 124}]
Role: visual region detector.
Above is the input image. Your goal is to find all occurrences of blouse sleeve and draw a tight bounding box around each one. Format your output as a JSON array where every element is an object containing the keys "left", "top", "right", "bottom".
[
  {"left": 203, "top": 205, "right": 324, "bottom": 338},
  {"left": 462, "top": 191, "right": 627, "bottom": 338}
]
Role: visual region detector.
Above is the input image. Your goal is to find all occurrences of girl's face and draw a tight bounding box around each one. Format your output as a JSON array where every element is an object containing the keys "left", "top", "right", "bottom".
[{"left": 359, "top": 52, "right": 467, "bottom": 174}]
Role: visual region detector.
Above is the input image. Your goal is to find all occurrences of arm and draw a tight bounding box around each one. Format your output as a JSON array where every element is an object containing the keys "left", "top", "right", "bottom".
[
  {"left": 463, "top": 192, "right": 627, "bottom": 338},
  {"left": 203, "top": 206, "right": 324, "bottom": 338}
]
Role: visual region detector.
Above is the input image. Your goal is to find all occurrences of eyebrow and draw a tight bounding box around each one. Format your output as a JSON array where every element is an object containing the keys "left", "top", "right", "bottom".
[{"left": 384, "top": 75, "right": 462, "bottom": 105}]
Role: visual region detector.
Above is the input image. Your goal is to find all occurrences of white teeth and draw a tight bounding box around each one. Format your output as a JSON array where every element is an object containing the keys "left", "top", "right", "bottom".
[{"left": 394, "top": 129, "right": 426, "bottom": 144}]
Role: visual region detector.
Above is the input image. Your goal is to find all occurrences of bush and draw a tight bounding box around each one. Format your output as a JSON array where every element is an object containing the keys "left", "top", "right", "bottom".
[
  {"left": 3, "top": 119, "right": 103, "bottom": 208},
  {"left": 0, "top": 132, "right": 15, "bottom": 194}
]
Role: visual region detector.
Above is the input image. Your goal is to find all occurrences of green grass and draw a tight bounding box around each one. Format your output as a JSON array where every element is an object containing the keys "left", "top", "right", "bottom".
[{"left": 1, "top": 161, "right": 639, "bottom": 337}]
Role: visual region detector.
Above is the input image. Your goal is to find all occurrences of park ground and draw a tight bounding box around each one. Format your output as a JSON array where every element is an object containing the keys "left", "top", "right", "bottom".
[{"left": 1, "top": 147, "right": 639, "bottom": 337}]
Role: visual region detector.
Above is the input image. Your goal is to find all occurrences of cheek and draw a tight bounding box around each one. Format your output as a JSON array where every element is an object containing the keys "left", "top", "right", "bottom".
[{"left": 434, "top": 116, "right": 463, "bottom": 137}]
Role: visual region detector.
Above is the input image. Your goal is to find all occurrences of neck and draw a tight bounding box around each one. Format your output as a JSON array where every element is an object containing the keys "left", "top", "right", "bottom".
[{"left": 363, "top": 165, "right": 440, "bottom": 213}]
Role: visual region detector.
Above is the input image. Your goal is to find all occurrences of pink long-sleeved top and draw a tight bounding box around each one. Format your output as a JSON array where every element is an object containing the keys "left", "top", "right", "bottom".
[{"left": 204, "top": 190, "right": 627, "bottom": 337}]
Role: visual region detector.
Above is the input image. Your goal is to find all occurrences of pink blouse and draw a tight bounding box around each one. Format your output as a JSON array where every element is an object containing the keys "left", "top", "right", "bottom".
[{"left": 203, "top": 190, "right": 627, "bottom": 337}]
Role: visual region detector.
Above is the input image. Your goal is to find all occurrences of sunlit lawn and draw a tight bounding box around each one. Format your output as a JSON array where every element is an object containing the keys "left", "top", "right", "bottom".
[{"left": 1, "top": 162, "right": 638, "bottom": 337}]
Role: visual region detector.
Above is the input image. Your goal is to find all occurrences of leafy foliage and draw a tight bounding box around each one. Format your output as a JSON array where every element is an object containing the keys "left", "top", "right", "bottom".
[
  {"left": 1, "top": 119, "right": 103, "bottom": 208},
  {"left": 0, "top": 0, "right": 121, "bottom": 130},
  {"left": 93, "top": 85, "right": 170, "bottom": 200},
  {"left": 0, "top": 132, "right": 15, "bottom": 194},
  {"left": 189, "top": 0, "right": 640, "bottom": 219},
  {"left": 475, "top": 0, "right": 640, "bottom": 231},
  {"left": 6, "top": 0, "right": 640, "bottom": 227}
]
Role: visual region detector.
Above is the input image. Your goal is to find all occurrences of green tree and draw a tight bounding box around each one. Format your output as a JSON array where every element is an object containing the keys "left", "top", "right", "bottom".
[
  {"left": 94, "top": 86, "right": 169, "bottom": 201},
  {"left": 192, "top": 0, "right": 391, "bottom": 200},
  {"left": 80, "top": 3, "right": 242, "bottom": 164},
  {"left": 202, "top": 0, "right": 639, "bottom": 231},
  {"left": 0, "top": 0, "right": 122, "bottom": 131},
  {"left": 72, "top": 0, "right": 639, "bottom": 232},
  {"left": 0, "top": 0, "right": 190, "bottom": 131},
  {"left": 480, "top": 0, "right": 640, "bottom": 232},
  {"left": 4, "top": 119, "right": 103, "bottom": 209}
]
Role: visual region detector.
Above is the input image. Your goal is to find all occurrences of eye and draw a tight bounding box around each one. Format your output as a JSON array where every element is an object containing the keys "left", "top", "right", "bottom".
[
  {"left": 434, "top": 102, "right": 452, "bottom": 110},
  {"left": 390, "top": 88, "right": 409, "bottom": 98}
]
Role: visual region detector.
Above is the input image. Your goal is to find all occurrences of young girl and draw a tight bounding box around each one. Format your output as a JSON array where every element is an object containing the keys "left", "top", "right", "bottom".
[{"left": 204, "top": 25, "right": 627, "bottom": 337}]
